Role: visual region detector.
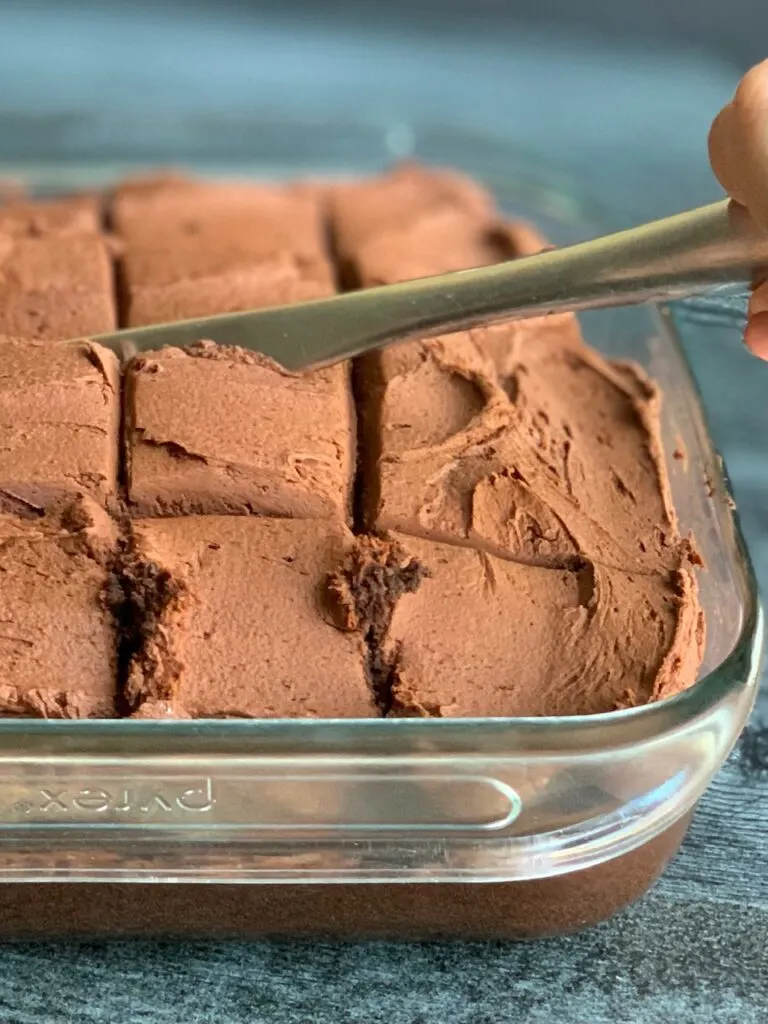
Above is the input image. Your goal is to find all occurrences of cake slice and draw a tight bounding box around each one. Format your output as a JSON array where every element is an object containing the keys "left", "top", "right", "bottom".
[
  {"left": 0, "top": 499, "right": 119, "bottom": 718},
  {"left": 116, "top": 176, "right": 355, "bottom": 520},
  {"left": 0, "top": 232, "right": 116, "bottom": 339},
  {"left": 0, "top": 338, "right": 120, "bottom": 514},
  {"left": 374, "top": 535, "right": 703, "bottom": 717},
  {"left": 124, "top": 517, "right": 378, "bottom": 718},
  {"left": 112, "top": 177, "right": 334, "bottom": 325},
  {"left": 124, "top": 343, "right": 354, "bottom": 520},
  {"left": 329, "top": 161, "right": 541, "bottom": 284}
]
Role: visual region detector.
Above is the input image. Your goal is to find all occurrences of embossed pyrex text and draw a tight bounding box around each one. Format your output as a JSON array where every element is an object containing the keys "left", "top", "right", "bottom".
[{"left": 13, "top": 778, "right": 215, "bottom": 818}]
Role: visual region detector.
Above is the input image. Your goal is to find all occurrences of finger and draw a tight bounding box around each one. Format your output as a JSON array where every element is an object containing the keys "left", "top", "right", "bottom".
[
  {"left": 750, "top": 278, "right": 768, "bottom": 315},
  {"left": 709, "top": 104, "right": 751, "bottom": 207},
  {"left": 745, "top": 282, "right": 768, "bottom": 359},
  {"left": 708, "top": 60, "right": 768, "bottom": 229},
  {"left": 745, "top": 312, "right": 768, "bottom": 359}
]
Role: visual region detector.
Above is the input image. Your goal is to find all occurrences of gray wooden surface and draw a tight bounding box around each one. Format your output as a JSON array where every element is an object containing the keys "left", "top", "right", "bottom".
[{"left": 0, "top": 5, "right": 766, "bottom": 1022}]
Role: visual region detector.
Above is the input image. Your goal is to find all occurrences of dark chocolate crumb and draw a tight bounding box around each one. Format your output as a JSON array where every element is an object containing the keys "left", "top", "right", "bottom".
[
  {"left": 325, "top": 535, "right": 428, "bottom": 712},
  {"left": 108, "top": 550, "right": 185, "bottom": 713}
]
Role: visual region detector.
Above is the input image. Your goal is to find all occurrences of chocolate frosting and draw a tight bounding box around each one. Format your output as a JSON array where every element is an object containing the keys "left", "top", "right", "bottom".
[
  {"left": 125, "top": 517, "right": 376, "bottom": 719},
  {"left": 126, "top": 342, "right": 354, "bottom": 520},
  {"left": 113, "top": 178, "right": 334, "bottom": 325},
  {"left": 0, "top": 498, "right": 118, "bottom": 718},
  {"left": 358, "top": 326, "right": 681, "bottom": 573},
  {"left": 328, "top": 163, "right": 704, "bottom": 716},
  {"left": 0, "top": 194, "right": 116, "bottom": 339},
  {"left": 0, "top": 195, "right": 101, "bottom": 237},
  {"left": 0, "top": 165, "right": 706, "bottom": 720},
  {"left": 0, "top": 338, "right": 120, "bottom": 513},
  {"left": 384, "top": 535, "right": 704, "bottom": 717}
]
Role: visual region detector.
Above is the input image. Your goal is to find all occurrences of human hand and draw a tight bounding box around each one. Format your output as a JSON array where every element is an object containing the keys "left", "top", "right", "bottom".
[{"left": 709, "top": 59, "right": 768, "bottom": 359}]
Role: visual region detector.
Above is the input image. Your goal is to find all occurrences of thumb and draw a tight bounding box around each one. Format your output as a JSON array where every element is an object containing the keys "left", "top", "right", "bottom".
[
  {"left": 745, "top": 284, "right": 768, "bottom": 359},
  {"left": 709, "top": 60, "right": 768, "bottom": 230}
]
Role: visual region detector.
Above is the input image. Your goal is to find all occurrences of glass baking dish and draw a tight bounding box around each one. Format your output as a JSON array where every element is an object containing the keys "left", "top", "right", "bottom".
[{"left": 0, "top": 116, "right": 761, "bottom": 939}]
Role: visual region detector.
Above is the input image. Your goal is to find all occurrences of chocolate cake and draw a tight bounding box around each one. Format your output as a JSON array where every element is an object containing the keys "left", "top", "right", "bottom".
[
  {"left": 0, "top": 164, "right": 704, "bottom": 720},
  {"left": 0, "top": 164, "right": 711, "bottom": 940}
]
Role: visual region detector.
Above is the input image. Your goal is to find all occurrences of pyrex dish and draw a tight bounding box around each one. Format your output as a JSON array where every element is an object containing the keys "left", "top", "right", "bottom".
[{"left": 0, "top": 118, "right": 761, "bottom": 940}]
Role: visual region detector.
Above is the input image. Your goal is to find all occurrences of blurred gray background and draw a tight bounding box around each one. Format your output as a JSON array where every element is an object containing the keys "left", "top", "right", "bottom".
[
  {"left": 0, "top": 0, "right": 764, "bottom": 222},
  {"left": 230, "top": 0, "right": 768, "bottom": 65}
]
